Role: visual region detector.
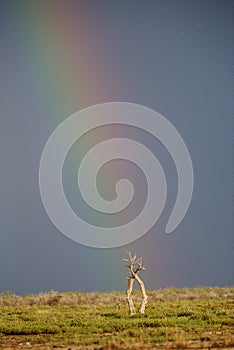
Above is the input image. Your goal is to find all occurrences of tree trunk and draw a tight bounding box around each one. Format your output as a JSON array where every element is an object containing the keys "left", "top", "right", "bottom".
[
  {"left": 126, "top": 277, "right": 135, "bottom": 315},
  {"left": 135, "top": 274, "right": 148, "bottom": 314}
]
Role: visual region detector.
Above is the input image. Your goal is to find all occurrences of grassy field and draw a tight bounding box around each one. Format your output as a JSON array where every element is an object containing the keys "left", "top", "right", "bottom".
[{"left": 0, "top": 287, "right": 233, "bottom": 349}]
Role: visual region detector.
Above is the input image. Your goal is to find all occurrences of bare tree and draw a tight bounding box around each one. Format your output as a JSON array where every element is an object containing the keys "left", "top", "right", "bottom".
[{"left": 123, "top": 251, "right": 148, "bottom": 315}]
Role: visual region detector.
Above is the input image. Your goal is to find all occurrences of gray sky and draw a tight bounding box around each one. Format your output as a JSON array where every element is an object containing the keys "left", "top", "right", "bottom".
[{"left": 0, "top": 0, "right": 233, "bottom": 294}]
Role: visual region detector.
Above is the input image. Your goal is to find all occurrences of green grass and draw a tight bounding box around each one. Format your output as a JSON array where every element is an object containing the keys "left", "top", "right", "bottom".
[{"left": 0, "top": 287, "right": 233, "bottom": 349}]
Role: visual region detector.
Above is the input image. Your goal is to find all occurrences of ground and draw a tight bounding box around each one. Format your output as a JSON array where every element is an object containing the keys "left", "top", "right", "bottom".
[{"left": 0, "top": 287, "right": 233, "bottom": 349}]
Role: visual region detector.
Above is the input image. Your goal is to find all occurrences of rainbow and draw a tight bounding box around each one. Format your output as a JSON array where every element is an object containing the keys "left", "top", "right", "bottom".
[{"left": 15, "top": 1, "right": 118, "bottom": 115}]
